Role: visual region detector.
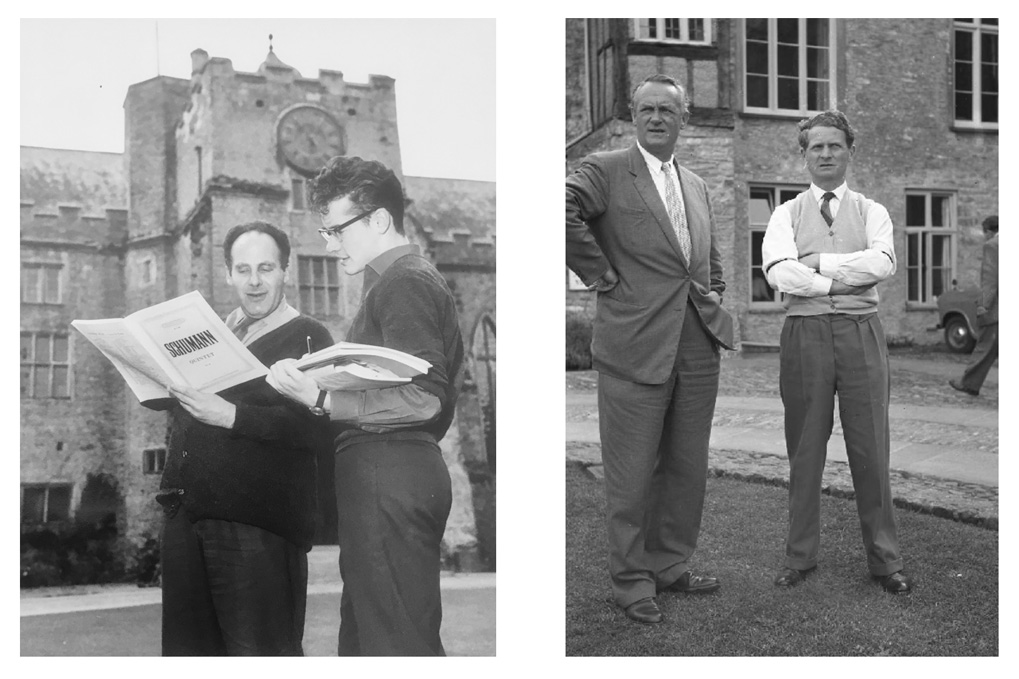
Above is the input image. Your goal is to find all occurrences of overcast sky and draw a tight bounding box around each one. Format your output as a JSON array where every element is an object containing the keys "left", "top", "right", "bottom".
[{"left": 20, "top": 18, "right": 495, "bottom": 181}]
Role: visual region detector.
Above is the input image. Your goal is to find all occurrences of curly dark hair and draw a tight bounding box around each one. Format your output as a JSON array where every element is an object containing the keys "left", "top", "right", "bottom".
[
  {"left": 223, "top": 221, "right": 291, "bottom": 270},
  {"left": 797, "top": 110, "right": 856, "bottom": 150},
  {"left": 307, "top": 156, "right": 406, "bottom": 235}
]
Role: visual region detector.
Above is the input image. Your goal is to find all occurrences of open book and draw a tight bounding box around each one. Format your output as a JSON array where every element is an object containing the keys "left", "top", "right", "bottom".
[
  {"left": 72, "top": 291, "right": 268, "bottom": 402},
  {"left": 293, "top": 341, "right": 431, "bottom": 391}
]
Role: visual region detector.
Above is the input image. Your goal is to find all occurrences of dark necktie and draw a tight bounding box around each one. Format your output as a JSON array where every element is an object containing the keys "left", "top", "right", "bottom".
[
  {"left": 230, "top": 315, "right": 256, "bottom": 341},
  {"left": 820, "top": 191, "right": 836, "bottom": 227}
]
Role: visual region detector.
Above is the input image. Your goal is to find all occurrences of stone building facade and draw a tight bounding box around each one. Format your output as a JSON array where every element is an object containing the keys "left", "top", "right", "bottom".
[
  {"left": 566, "top": 18, "right": 998, "bottom": 348},
  {"left": 21, "top": 47, "right": 496, "bottom": 576}
]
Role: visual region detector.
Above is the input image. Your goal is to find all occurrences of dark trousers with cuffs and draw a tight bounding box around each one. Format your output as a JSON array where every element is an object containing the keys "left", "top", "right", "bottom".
[
  {"left": 960, "top": 322, "right": 998, "bottom": 393},
  {"left": 160, "top": 510, "right": 307, "bottom": 656},
  {"left": 334, "top": 437, "right": 452, "bottom": 656},
  {"left": 599, "top": 300, "right": 721, "bottom": 608},
  {"left": 779, "top": 312, "right": 903, "bottom": 576}
]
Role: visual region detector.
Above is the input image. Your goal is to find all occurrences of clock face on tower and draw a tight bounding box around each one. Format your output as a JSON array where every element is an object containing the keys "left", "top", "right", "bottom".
[{"left": 276, "top": 106, "right": 346, "bottom": 175}]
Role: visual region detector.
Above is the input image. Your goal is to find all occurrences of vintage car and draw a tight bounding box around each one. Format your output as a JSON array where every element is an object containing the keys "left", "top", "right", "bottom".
[{"left": 936, "top": 288, "right": 981, "bottom": 353}]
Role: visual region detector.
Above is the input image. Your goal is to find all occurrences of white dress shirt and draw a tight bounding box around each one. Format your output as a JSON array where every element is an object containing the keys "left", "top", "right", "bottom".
[
  {"left": 636, "top": 142, "right": 682, "bottom": 209},
  {"left": 762, "top": 183, "right": 896, "bottom": 297}
]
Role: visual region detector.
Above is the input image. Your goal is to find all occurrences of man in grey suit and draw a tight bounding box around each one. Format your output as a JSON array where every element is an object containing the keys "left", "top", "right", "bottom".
[
  {"left": 566, "top": 74, "right": 735, "bottom": 624},
  {"left": 951, "top": 215, "right": 998, "bottom": 396}
]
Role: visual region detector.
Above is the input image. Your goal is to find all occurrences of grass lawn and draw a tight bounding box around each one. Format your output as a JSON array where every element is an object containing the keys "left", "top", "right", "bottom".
[{"left": 566, "top": 463, "right": 998, "bottom": 656}]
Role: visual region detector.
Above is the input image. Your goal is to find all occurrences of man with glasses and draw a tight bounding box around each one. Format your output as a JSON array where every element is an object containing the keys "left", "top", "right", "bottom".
[
  {"left": 566, "top": 74, "right": 734, "bottom": 625},
  {"left": 269, "top": 156, "right": 464, "bottom": 655}
]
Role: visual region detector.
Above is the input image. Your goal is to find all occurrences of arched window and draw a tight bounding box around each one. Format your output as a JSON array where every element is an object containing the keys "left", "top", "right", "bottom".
[{"left": 472, "top": 313, "right": 496, "bottom": 470}]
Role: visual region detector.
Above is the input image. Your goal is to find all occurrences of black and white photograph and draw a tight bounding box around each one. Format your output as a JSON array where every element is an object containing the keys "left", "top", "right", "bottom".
[
  {"left": 565, "top": 18, "right": 998, "bottom": 656},
  {"left": 20, "top": 17, "right": 495, "bottom": 657}
]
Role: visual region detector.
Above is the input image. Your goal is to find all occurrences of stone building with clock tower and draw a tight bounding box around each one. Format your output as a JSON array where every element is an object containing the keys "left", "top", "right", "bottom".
[{"left": 21, "top": 46, "right": 496, "bottom": 579}]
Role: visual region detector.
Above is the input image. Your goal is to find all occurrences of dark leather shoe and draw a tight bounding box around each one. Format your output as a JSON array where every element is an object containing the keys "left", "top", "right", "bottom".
[
  {"left": 875, "top": 571, "right": 913, "bottom": 594},
  {"left": 774, "top": 566, "right": 815, "bottom": 587},
  {"left": 950, "top": 379, "right": 979, "bottom": 396},
  {"left": 623, "top": 597, "right": 663, "bottom": 624},
  {"left": 659, "top": 570, "right": 721, "bottom": 595}
]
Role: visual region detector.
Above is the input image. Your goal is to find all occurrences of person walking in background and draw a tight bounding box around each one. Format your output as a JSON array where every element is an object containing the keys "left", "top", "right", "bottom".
[
  {"left": 951, "top": 215, "right": 998, "bottom": 396},
  {"left": 565, "top": 74, "right": 735, "bottom": 625},
  {"left": 762, "top": 110, "right": 913, "bottom": 595}
]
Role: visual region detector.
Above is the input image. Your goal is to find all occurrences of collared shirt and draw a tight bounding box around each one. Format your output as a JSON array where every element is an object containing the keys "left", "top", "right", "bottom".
[
  {"left": 361, "top": 243, "right": 421, "bottom": 298},
  {"left": 762, "top": 182, "right": 896, "bottom": 297},
  {"left": 636, "top": 142, "right": 681, "bottom": 209},
  {"left": 327, "top": 242, "right": 444, "bottom": 432},
  {"left": 224, "top": 298, "right": 300, "bottom": 346}
]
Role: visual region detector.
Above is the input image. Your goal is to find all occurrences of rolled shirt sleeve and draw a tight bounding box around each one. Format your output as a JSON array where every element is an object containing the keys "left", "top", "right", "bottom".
[
  {"left": 818, "top": 201, "right": 896, "bottom": 285},
  {"left": 762, "top": 202, "right": 834, "bottom": 297}
]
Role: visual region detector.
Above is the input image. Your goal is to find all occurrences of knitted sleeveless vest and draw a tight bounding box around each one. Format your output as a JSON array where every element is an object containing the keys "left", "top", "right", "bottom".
[{"left": 786, "top": 189, "right": 880, "bottom": 316}]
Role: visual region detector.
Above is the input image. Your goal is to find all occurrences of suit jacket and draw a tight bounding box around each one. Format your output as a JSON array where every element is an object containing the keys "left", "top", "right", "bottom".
[
  {"left": 566, "top": 144, "right": 734, "bottom": 384},
  {"left": 979, "top": 233, "right": 998, "bottom": 326}
]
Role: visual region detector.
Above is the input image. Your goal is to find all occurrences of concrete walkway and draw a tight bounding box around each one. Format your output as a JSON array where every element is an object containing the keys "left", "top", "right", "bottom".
[
  {"left": 20, "top": 545, "right": 495, "bottom": 617},
  {"left": 567, "top": 394, "right": 998, "bottom": 488}
]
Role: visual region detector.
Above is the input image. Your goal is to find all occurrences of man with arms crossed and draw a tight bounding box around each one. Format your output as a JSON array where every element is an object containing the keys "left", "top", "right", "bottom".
[
  {"left": 566, "top": 74, "right": 735, "bottom": 624},
  {"left": 155, "top": 222, "right": 333, "bottom": 654},
  {"left": 270, "top": 156, "right": 464, "bottom": 655},
  {"left": 762, "top": 110, "right": 913, "bottom": 594}
]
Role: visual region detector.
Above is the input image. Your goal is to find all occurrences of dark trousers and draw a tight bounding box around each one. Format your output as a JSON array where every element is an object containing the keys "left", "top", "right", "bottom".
[
  {"left": 334, "top": 438, "right": 452, "bottom": 656},
  {"left": 160, "top": 511, "right": 307, "bottom": 656},
  {"left": 599, "top": 301, "right": 721, "bottom": 608},
  {"left": 779, "top": 313, "right": 903, "bottom": 576},
  {"left": 960, "top": 322, "right": 998, "bottom": 393}
]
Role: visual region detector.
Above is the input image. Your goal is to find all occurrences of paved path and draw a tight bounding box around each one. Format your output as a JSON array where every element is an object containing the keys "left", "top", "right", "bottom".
[
  {"left": 566, "top": 393, "right": 998, "bottom": 487},
  {"left": 21, "top": 546, "right": 495, "bottom": 617}
]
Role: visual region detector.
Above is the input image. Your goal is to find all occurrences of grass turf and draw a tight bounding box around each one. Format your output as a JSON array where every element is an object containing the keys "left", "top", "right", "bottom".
[{"left": 566, "top": 463, "right": 997, "bottom": 656}]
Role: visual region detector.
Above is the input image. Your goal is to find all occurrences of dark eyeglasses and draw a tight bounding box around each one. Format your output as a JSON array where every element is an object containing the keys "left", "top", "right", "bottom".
[{"left": 317, "top": 209, "right": 375, "bottom": 241}]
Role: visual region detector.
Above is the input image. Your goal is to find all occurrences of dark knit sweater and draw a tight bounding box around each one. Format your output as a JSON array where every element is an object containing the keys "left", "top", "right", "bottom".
[
  {"left": 156, "top": 315, "right": 333, "bottom": 551},
  {"left": 335, "top": 252, "right": 464, "bottom": 449}
]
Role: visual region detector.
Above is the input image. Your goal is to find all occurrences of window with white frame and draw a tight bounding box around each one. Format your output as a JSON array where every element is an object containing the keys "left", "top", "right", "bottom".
[
  {"left": 749, "top": 185, "right": 807, "bottom": 306},
  {"left": 953, "top": 19, "right": 998, "bottom": 128},
  {"left": 21, "top": 262, "right": 62, "bottom": 304},
  {"left": 905, "top": 192, "right": 957, "bottom": 305},
  {"left": 298, "top": 255, "right": 340, "bottom": 317},
  {"left": 744, "top": 18, "right": 835, "bottom": 115},
  {"left": 21, "top": 332, "right": 71, "bottom": 399},
  {"left": 22, "top": 483, "right": 73, "bottom": 524},
  {"left": 634, "top": 19, "right": 712, "bottom": 44},
  {"left": 143, "top": 448, "right": 167, "bottom": 474}
]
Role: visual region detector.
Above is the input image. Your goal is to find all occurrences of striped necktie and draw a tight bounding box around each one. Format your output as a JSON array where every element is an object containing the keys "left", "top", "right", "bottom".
[
  {"left": 820, "top": 191, "right": 836, "bottom": 227},
  {"left": 662, "top": 161, "right": 691, "bottom": 262}
]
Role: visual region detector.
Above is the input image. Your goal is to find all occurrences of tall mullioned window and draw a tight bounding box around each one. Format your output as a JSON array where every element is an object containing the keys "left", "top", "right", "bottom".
[
  {"left": 21, "top": 332, "right": 71, "bottom": 399},
  {"left": 22, "top": 484, "right": 72, "bottom": 524},
  {"left": 744, "top": 18, "right": 835, "bottom": 115},
  {"left": 634, "top": 19, "right": 712, "bottom": 44},
  {"left": 587, "top": 19, "right": 616, "bottom": 130},
  {"left": 298, "top": 255, "right": 340, "bottom": 318},
  {"left": 905, "top": 191, "right": 957, "bottom": 305},
  {"left": 748, "top": 185, "right": 806, "bottom": 306},
  {"left": 954, "top": 19, "right": 998, "bottom": 128},
  {"left": 21, "top": 262, "right": 62, "bottom": 304}
]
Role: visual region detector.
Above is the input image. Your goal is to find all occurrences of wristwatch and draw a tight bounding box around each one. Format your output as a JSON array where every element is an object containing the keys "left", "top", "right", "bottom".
[{"left": 309, "top": 390, "right": 329, "bottom": 416}]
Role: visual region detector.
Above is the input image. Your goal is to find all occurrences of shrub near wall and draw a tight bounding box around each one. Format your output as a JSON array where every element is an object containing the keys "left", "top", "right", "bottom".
[{"left": 567, "top": 311, "right": 593, "bottom": 370}]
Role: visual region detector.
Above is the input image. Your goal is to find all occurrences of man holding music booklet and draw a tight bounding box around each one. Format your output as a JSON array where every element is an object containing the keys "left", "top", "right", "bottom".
[
  {"left": 269, "top": 156, "right": 465, "bottom": 656},
  {"left": 152, "top": 221, "right": 333, "bottom": 655}
]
